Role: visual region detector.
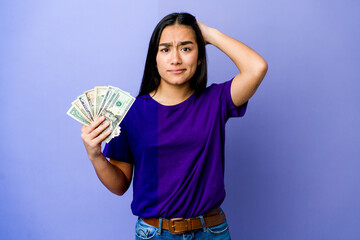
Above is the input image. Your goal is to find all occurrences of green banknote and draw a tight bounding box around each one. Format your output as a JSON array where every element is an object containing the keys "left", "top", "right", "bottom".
[
  {"left": 98, "top": 86, "right": 135, "bottom": 142},
  {"left": 66, "top": 105, "right": 91, "bottom": 126},
  {"left": 95, "top": 86, "right": 109, "bottom": 117},
  {"left": 84, "top": 89, "right": 95, "bottom": 116}
]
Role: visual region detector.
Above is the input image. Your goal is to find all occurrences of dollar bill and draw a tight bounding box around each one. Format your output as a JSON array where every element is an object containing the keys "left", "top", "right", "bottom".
[
  {"left": 66, "top": 105, "right": 91, "bottom": 125},
  {"left": 94, "top": 86, "right": 108, "bottom": 116},
  {"left": 99, "top": 88, "right": 135, "bottom": 142},
  {"left": 84, "top": 89, "right": 95, "bottom": 117},
  {"left": 72, "top": 99, "right": 92, "bottom": 122},
  {"left": 78, "top": 94, "right": 94, "bottom": 121},
  {"left": 97, "top": 88, "right": 115, "bottom": 117},
  {"left": 97, "top": 86, "right": 128, "bottom": 116}
]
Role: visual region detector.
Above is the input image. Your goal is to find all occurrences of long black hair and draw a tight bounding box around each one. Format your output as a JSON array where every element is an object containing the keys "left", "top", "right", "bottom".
[{"left": 137, "top": 12, "right": 207, "bottom": 97}]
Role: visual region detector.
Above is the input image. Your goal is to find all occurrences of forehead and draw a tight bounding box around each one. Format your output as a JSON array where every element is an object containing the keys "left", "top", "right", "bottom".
[{"left": 159, "top": 24, "right": 197, "bottom": 44}]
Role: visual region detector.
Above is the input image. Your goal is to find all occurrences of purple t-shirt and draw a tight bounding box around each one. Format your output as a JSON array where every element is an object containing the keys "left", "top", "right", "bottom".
[{"left": 103, "top": 78, "right": 248, "bottom": 218}]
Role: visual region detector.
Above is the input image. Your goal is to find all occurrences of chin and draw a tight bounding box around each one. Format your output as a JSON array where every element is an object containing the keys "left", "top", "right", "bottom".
[
  {"left": 163, "top": 78, "right": 191, "bottom": 87},
  {"left": 172, "top": 80, "right": 191, "bottom": 86}
]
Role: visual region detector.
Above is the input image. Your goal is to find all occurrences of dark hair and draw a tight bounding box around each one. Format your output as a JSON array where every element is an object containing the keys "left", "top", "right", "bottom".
[{"left": 137, "top": 12, "right": 207, "bottom": 97}]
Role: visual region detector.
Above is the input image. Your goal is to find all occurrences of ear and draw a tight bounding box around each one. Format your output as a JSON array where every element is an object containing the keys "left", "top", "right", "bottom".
[{"left": 197, "top": 60, "right": 201, "bottom": 65}]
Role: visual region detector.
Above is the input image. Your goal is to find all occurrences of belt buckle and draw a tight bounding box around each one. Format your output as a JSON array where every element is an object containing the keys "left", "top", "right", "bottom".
[{"left": 168, "top": 218, "right": 190, "bottom": 234}]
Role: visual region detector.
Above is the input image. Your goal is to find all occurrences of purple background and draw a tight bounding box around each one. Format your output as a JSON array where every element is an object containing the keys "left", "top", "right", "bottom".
[{"left": 1, "top": 0, "right": 359, "bottom": 239}]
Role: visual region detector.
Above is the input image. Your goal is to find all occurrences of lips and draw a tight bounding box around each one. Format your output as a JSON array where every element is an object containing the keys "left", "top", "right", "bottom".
[{"left": 168, "top": 69, "right": 186, "bottom": 74}]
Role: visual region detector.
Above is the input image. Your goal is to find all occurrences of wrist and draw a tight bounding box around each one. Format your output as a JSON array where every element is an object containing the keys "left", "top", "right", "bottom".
[
  {"left": 88, "top": 150, "right": 104, "bottom": 162},
  {"left": 206, "top": 28, "right": 222, "bottom": 46}
]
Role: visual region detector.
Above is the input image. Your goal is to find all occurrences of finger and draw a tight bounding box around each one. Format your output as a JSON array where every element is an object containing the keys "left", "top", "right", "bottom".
[
  {"left": 92, "top": 128, "right": 112, "bottom": 145},
  {"left": 196, "top": 19, "right": 205, "bottom": 29},
  {"left": 89, "top": 120, "right": 111, "bottom": 139},
  {"left": 81, "top": 124, "right": 92, "bottom": 141},
  {"left": 83, "top": 116, "right": 106, "bottom": 134}
]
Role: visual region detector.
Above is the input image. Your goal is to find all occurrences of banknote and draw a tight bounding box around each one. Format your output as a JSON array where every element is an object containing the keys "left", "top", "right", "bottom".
[
  {"left": 78, "top": 94, "right": 94, "bottom": 121},
  {"left": 99, "top": 87, "right": 135, "bottom": 142},
  {"left": 67, "top": 86, "right": 135, "bottom": 143},
  {"left": 71, "top": 99, "right": 92, "bottom": 122},
  {"left": 66, "top": 105, "right": 91, "bottom": 126},
  {"left": 94, "top": 86, "right": 108, "bottom": 116},
  {"left": 84, "top": 89, "right": 95, "bottom": 116}
]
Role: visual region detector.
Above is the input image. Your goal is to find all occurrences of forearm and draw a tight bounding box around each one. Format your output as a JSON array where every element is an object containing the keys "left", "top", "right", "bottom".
[
  {"left": 89, "top": 154, "right": 129, "bottom": 196},
  {"left": 207, "top": 28, "right": 267, "bottom": 74},
  {"left": 80, "top": 117, "right": 130, "bottom": 196}
]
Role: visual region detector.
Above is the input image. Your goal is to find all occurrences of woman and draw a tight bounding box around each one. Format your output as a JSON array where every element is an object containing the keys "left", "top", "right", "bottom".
[{"left": 81, "top": 12, "right": 267, "bottom": 239}]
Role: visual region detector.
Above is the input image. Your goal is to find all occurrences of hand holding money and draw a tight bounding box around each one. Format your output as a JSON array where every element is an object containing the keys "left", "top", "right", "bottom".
[
  {"left": 81, "top": 116, "right": 112, "bottom": 159},
  {"left": 67, "top": 86, "right": 135, "bottom": 143}
]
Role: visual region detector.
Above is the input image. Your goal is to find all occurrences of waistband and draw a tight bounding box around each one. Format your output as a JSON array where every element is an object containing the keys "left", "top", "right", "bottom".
[{"left": 141, "top": 207, "right": 225, "bottom": 235}]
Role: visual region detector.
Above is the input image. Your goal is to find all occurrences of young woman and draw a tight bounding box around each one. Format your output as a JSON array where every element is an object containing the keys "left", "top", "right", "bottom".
[{"left": 81, "top": 12, "right": 267, "bottom": 239}]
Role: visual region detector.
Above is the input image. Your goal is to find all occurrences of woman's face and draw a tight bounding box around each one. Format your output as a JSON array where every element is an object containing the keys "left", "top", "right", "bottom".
[{"left": 156, "top": 24, "right": 200, "bottom": 89}]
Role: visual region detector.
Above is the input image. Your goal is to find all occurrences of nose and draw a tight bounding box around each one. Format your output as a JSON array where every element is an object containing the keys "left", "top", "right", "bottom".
[{"left": 170, "top": 49, "right": 182, "bottom": 65}]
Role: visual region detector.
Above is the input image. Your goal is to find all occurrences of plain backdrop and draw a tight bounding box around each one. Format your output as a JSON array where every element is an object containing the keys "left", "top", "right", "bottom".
[{"left": 1, "top": 0, "right": 359, "bottom": 239}]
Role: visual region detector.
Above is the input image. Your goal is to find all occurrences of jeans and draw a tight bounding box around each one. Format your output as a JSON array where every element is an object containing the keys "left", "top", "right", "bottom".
[{"left": 135, "top": 211, "right": 231, "bottom": 240}]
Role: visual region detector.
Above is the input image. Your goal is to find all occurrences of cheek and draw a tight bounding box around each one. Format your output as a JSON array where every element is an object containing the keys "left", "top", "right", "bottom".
[
  {"left": 189, "top": 50, "right": 199, "bottom": 67},
  {"left": 189, "top": 55, "right": 199, "bottom": 70},
  {"left": 155, "top": 56, "right": 164, "bottom": 71}
]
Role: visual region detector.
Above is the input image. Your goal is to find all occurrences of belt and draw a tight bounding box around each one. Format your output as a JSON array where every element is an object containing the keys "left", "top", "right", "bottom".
[{"left": 141, "top": 208, "right": 225, "bottom": 235}]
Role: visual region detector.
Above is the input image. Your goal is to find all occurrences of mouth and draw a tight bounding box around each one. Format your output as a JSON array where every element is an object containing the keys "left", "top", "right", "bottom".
[{"left": 168, "top": 69, "right": 186, "bottom": 74}]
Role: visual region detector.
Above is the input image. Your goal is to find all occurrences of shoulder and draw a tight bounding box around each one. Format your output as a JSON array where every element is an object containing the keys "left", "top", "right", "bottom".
[
  {"left": 129, "top": 94, "right": 154, "bottom": 111},
  {"left": 122, "top": 94, "right": 155, "bottom": 125},
  {"left": 197, "top": 78, "right": 233, "bottom": 100}
]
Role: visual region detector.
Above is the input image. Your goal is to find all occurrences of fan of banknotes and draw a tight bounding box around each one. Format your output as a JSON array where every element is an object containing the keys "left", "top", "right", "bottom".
[{"left": 67, "top": 86, "right": 135, "bottom": 143}]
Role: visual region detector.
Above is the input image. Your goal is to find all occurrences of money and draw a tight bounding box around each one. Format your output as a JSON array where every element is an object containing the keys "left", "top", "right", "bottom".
[
  {"left": 95, "top": 86, "right": 108, "bottom": 117},
  {"left": 67, "top": 105, "right": 91, "bottom": 126},
  {"left": 67, "top": 86, "right": 135, "bottom": 143},
  {"left": 84, "top": 89, "right": 95, "bottom": 117}
]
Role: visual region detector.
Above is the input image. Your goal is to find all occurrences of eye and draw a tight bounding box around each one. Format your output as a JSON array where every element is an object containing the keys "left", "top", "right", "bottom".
[
  {"left": 160, "top": 48, "right": 169, "bottom": 53},
  {"left": 181, "top": 47, "right": 191, "bottom": 52}
]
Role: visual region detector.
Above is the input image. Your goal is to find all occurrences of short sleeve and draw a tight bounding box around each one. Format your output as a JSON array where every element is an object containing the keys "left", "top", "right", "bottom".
[
  {"left": 103, "top": 121, "right": 134, "bottom": 163},
  {"left": 221, "top": 78, "right": 248, "bottom": 119}
]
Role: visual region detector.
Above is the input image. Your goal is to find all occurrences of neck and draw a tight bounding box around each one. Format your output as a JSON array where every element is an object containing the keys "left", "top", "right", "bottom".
[{"left": 150, "top": 81, "right": 195, "bottom": 106}]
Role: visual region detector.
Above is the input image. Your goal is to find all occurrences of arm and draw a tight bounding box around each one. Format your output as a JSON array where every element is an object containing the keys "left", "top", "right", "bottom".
[
  {"left": 81, "top": 116, "right": 133, "bottom": 196},
  {"left": 197, "top": 20, "right": 268, "bottom": 107}
]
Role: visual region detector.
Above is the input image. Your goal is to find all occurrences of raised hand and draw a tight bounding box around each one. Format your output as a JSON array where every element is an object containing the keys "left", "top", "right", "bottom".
[
  {"left": 197, "top": 18, "right": 267, "bottom": 108},
  {"left": 196, "top": 20, "right": 214, "bottom": 45}
]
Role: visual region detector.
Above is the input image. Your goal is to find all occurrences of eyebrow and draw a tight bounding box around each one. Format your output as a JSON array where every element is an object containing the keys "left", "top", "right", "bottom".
[{"left": 159, "top": 41, "right": 194, "bottom": 47}]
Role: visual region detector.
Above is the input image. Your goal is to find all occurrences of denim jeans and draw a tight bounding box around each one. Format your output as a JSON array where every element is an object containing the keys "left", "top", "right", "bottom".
[{"left": 135, "top": 211, "right": 231, "bottom": 240}]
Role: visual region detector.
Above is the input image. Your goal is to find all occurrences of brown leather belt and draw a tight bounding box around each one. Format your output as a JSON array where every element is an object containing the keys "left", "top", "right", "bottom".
[{"left": 141, "top": 208, "right": 225, "bottom": 235}]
